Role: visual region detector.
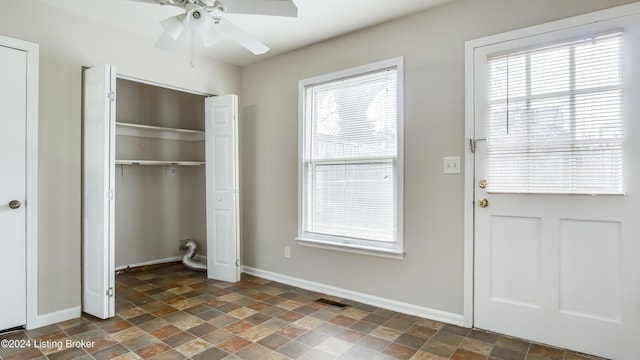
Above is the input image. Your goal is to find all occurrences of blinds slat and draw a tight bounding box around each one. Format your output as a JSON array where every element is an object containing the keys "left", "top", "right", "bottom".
[{"left": 486, "top": 32, "right": 623, "bottom": 195}]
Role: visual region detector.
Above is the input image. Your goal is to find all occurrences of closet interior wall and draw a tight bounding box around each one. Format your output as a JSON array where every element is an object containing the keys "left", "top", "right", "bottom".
[{"left": 114, "top": 79, "right": 207, "bottom": 268}]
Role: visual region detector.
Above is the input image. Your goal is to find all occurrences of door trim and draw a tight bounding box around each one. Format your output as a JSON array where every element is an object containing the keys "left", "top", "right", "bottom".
[
  {"left": 462, "top": 2, "right": 640, "bottom": 329},
  {"left": 0, "top": 35, "right": 39, "bottom": 329}
]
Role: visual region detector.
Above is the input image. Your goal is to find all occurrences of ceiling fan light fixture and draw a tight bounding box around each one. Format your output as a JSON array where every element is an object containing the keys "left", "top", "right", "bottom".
[
  {"left": 186, "top": 8, "right": 212, "bottom": 34},
  {"left": 155, "top": 30, "right": 181, "bottom": 51},
  {"left": 159, "top": 14, "right": 185, "bottom": 40},
  {"left": 155, "top": 14, "right": 187, "bottom": 50},
  {"left": 140, "top": 0, "right": 295, "bottom": 55}
]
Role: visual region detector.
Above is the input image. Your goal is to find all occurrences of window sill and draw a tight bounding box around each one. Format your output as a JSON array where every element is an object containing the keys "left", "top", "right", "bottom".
[{"left": 295, "top": 237, "right": 405, "bottom": 260}]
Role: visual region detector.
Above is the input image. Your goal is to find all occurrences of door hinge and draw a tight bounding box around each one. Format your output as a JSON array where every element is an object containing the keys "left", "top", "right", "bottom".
[
  {"left": 106, "top": 287, "right": 114, "bottom": 297},
  {"left": 107, "top": 91, "right": 115, "bottom": 102},
  {"left": 107, "top": 189, "right": 114, "bottom": 200},
  {"left": 235, "top": 259, "right": 240, "bottom": 267}
]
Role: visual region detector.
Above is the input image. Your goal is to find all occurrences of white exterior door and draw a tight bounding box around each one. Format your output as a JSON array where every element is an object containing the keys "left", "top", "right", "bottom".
[
  {"left": 82, "top": 65, "right": 116, "bottom": 319},
  {"left": 472, "top": 9, "right": 640, "bottom": 360},
  {"left": 205, "top": 95, "right": 240, "bottom": 282},
  {"left": 0, "top": 44, "right": 27, "bottom": 331}
]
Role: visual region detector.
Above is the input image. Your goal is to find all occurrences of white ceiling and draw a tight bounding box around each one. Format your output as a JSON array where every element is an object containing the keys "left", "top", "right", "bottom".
[{"left": 35, "top": 0, "right": 452, "bottom": 66}]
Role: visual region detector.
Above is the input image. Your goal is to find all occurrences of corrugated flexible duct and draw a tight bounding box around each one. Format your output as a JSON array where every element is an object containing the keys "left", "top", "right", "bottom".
[{"left": 179, "top": 239, "right": 207, "bottom": 272}]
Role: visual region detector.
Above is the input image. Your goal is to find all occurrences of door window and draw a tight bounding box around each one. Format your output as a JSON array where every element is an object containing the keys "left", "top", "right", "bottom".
[{"left": 486, "top": 33, "right": 623, "bottom": 194}]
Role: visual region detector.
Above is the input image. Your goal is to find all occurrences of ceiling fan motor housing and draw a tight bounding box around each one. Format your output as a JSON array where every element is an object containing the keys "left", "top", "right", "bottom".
[{"left": 189, "top": 0, "right": 217, "bottom": 8}]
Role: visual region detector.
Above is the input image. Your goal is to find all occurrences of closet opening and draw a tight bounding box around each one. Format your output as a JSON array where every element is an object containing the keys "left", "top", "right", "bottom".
[
  {"left": 82, "top": 65, "right": 240, "bottom": 320},
  {"left": 114, "top": 77, "right": 208, "bottom": 271}
]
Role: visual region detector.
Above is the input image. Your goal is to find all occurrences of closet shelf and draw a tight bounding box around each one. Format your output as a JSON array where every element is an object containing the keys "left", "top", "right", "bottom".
[
  {"left": 116, "top": 122, "right": 205, "bottom": 141},
  {"left": 116, "top": 160, "right": 205, "bottom": 166}
]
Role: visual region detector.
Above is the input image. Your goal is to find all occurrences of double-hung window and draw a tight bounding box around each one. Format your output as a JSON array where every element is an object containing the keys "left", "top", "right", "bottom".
[{"left": 297, "top": 57, "right": 404, "bottom": 258}]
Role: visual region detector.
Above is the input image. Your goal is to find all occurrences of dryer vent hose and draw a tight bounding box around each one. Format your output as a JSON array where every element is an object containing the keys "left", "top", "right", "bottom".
[{"left": 179, "top": 239, "right": 207, "bottom": 272}]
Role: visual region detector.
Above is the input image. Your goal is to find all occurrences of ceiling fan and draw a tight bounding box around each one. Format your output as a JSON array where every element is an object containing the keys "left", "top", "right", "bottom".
[{"left": 130, "top": 0, "right": 298, "bottom": 55}]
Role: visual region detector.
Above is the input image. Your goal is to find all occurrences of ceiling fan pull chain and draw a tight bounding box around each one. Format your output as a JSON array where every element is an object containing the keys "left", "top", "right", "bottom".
[{"left": 190, "top": 28, "right": 196, "bottom": 68}]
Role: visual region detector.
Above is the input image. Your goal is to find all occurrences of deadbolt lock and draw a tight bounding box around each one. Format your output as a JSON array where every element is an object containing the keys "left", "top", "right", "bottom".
[
  {"left": 479, "top": 179, "right": 488, "bottom": 189},
  {"left": 9, "top": 200, "right": 21, "bottom": 209},
  {"left": 478, "top": 198, "right": 489, "bottom": 208}
]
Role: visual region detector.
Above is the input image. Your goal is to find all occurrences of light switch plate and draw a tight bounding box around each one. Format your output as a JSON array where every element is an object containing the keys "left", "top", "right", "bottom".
[{"left": 443, "top": 156, "right": 461, "bottom": 174}]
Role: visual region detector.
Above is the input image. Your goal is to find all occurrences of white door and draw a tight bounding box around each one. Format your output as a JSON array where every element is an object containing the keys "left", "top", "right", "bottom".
[
  {"left": 0, "top": 45, "right": 27, "bottom": 331},
  {"left": 473, "top": 11, "right": 640, "bottom": 360},
  {"left": 205, "top": 95, "right": 240, "bottom": 282},
  {"left": 82, "top": 65, "right": 116, "bottom": 319}
]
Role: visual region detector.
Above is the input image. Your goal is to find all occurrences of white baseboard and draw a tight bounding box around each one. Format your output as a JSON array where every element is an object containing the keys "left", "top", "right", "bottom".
[
  {"left": 116, "top": 256, "right": 182, "bottom": 271},
  {"left": 241, "top": 266, "right": 465, "bottom": 327},
  {"left": 29, "top": 306, "right": 81, "bottom": 330}
]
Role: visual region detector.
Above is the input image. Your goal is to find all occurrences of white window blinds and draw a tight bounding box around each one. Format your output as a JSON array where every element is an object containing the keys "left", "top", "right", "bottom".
[
  {"left": 486, "top": 32, "right": 623, "bottom": 194},
  {"left": 303, "top": 67, "right": 398, "bottom": 243}
]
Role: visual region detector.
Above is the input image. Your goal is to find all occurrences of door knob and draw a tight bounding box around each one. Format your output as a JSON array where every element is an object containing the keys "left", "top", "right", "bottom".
[
  {"left": 478, "top": 198, "right": 489, "bottom": 208},
  {"left": 9, "top": 200, "right": 21, "bottom": 209}
]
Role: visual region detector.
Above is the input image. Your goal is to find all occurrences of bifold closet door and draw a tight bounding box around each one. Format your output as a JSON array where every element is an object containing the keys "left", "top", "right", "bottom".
[
  {"left": 0, "top": 44, "right": 27, "bottom": 331},
  {"left": 205, "top": 95, "right": 240, "bottom": 282},
  {"left": 82, "top": 64, "right": 116, "bottom": 319}
]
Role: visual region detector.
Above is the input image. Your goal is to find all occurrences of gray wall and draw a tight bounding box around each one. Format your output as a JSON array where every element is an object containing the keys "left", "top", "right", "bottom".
[
  {"left": 240, "top": 0, "right": 637, "bottom": 315},
  {"left": 115, "top": 165, "right": 207, "bottom": 268},
  {"left": 114, "top": 79, "right": 207, "bottom": 268},
  {"left": 0, "top": 1, "right": 241, "bottom": 315}
]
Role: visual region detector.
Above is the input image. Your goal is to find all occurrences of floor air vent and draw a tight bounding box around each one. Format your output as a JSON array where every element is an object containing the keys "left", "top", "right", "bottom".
[
  {"left": 315, "top": 298, "right": 350, "bottom": 309},
  {"left": 0, "top": 326, "right": 24, "bottom": 335}
]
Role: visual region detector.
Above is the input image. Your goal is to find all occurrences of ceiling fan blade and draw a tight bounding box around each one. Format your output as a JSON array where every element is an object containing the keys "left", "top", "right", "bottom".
[
  {"left": 215, "top": 17, "right": 269, "bottom": 54},
  {"left": 127, "top": 0, "right": 187, "bottom": 6},
  {"left": 217, "top": 0, "right": 297, "bottom": 17}
]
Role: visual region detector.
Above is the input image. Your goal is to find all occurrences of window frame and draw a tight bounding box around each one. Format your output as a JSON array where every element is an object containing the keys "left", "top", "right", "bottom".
[{"left": 297, "top": 57, "right": 405, "bottom": 259}]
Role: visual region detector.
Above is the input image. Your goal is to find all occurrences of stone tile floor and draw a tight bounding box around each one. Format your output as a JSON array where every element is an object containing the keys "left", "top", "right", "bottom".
[{"left": 0, "top": 262, "right": 607, "bottom": 360}]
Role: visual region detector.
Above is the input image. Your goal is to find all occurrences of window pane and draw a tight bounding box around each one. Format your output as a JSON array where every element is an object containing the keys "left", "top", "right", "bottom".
[
  {"left": 305, "top": 161, "right": 395, "bottom": 242},
  {"left": 489, "top": 55, "right": 527, "bottom": 101},
  {"left": 310, "top": 70, "right": 397, "bottom": 160},
  {"left": 575, "top": 90, "right": 622, "bottom": 140},
  {"left": 486, "top": 32, "right": 623, "bottom": 194},
  {"left": 530, "top": 47, "right": 570, "bottom": 95},
  {"left": 576, "top": 36, "right": 622, "bottom": 89}
]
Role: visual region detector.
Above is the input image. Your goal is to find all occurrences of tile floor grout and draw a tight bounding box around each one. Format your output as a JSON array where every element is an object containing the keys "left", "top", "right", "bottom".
[{"left": 0, "top": 262, "right": 609, "bottom": 360}]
